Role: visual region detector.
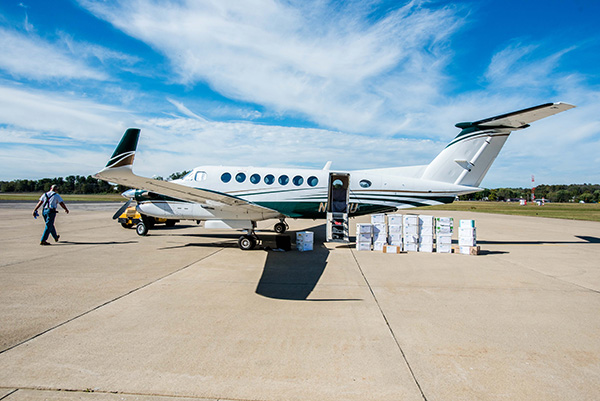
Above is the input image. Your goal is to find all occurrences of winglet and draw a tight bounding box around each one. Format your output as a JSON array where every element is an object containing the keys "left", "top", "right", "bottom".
[{"left": 104, "top": 128, "right": 140, "bottom": 168}]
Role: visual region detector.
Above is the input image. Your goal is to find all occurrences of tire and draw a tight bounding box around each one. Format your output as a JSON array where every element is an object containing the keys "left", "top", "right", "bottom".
[
  {"left": 136, "top": 222, "right": 148, "bottom": 236},
  {"left": 274, "top": 222, "right": 287, "bottom": 234},
  {"left": 238, "top": 235, "right": 256, "bottom": 251},
  {"left": 121, "top": 222, "right": 133, "bottom": 229}
]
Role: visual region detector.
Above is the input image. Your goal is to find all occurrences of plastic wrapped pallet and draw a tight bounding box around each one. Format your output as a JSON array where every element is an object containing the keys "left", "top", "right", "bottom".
[
  {"left": 373, "top": 223, "right": 388, "bottom": 243},
  {"left": 355, "top": 223, "right": 373, "bottom": 251}
]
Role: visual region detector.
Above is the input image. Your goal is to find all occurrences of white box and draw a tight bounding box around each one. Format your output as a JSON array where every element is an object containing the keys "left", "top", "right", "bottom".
[
  {"left": 403, "top": 215, "right": 419, "bottom": 225},
  {"left": 373, "top": 234, "right": 387, "bottom": 243},
  {"left": 373, "top": 241, "right": 386, "bottom": 251},
  {"left": 436, "top": 225, "right": 453, "bottom": 235},
  {"left": 437, "top": 235, "right": 452, "bottom": 244},
  {"left": 388, "top": 224, "right": 402, "bottom": 233},
  {"left": 436, "top": 217, "right": 453, "bottom": 225},
  {"left": 420, "top": 226, "right": 434, "bottom": 235},
  {"left": 373, "top": 223, "right": 387, "bottom": 233},
  {"left": 383, "top": 245, "right": 401, "bottom": 254},
  {"left": 459, "top": 219, "right": 476, "bottom": 228},
  {"left": 404, "top": 243, "right": 418, "bottom": 252},
  {"left": 420, "top": 235, "right": 434, "bottom": 245},
  {"left": 404, "top": 225, "right": 419, "bottom": 235},
  {"left": 356, "top": 242, "right": 371, "bottom": 251},
  {"left": 436, "top": 243, "right": 452, "bottom": 253},
  {"left": 297, "top": 242, "right": 313, "bottom": 252},
  {"left": 387, "top": 214, "right": 403, "bottom": 225},
  {"left": 419, "top": 243, "right": 434, "bottom": 252},
  {"left": 371, "top": 214, "right": 386, "bottom": 224},
  {"left": 403, "top": 235, "right": 419, "bottom": 244},
  {"left": 357, "top": 233, "right": 372, "bottom": 243},
  {"left": 388, "top": 233, "right": 402, "bottom": 243},
  {"left": 419, "top": 215, "right": 435, "bottom": 226},
  {"left": 356, "top": 224, "right": 373, "bottom": 234},
  {"left": 459, "top": 237, "right": 477, "bottom": 246},
  {"left": 296, "top": 231, "right": 314, "bottom": 243}
]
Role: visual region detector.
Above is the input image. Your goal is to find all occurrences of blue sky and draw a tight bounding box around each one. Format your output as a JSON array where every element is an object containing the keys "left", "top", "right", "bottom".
[{"left": 1, "top": 0, "right": 599, "bottom": 187}]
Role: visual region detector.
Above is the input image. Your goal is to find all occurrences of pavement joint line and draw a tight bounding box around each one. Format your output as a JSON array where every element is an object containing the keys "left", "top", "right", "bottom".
[
  {"left": 0, "top": 389, "right": 18, "bottom": 400},
  {"left": 0, "top": 386, "right": 267, "bottom": 401},
  {"left": 350, "top": 248, "right": 429, "bottom": 401},
  {"left": 0, "top": 248, "right": 225, "bottom": 356}
]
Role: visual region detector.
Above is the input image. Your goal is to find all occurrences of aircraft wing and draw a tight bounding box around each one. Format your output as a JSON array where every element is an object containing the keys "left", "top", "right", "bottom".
[
  {"left": 94, "top": 129, "right": 280, "bottom": 216},
  {"left": 472, "top": 102, "right": 575, "bottom": 128}
]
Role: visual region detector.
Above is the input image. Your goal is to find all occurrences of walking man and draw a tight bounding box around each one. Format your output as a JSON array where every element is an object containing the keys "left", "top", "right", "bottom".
[{"left": 33, "top": 184, "right": 69, "bottom": 245}]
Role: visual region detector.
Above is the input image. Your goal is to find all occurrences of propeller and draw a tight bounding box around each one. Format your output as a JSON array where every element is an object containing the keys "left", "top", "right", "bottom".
[{"left": 112, "top": 199, "right": 132, "bottom": 220}]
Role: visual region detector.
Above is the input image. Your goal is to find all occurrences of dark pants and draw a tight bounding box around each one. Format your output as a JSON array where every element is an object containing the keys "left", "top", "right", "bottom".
[{"left": 41, "top": 209, "right": 58, "bottom": 242}]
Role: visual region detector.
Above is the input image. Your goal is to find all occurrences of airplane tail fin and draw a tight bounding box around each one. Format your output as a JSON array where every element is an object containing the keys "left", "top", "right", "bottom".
[
  {"left": 420, "top": 102, "right": 575, "bottom": 187},
  {"left": 95, "top": 128, "right": 141, "bottom": 182}
]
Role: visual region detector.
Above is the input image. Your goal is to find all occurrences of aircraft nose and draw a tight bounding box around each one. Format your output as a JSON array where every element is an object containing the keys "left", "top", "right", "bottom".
[{"left": 121, "top": 189, "right": 136, "bottom": 199}]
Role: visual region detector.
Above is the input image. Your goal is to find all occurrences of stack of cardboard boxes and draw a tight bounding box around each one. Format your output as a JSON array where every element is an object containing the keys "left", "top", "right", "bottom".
[
  {"left": 356, "top": 223, "right": 373, "bottom": 251},
  {"left": 387, "top": 214, "right": 403, "bottom": 249},
  {"left": 296, "top": 231, "right": 314, "bottom": 252},
  {"left": 403, "top": 215, "right": 420, "bottom": 252},
  {"left": 458, "top": 220, "right": 479, "bottom": 255},
  {"left": 371, "top": 214, "right": 387, "bottom": 252},
  {"left": 435, "top": 217, "right": 453, "bottom": 253},
  {"left": 418, "top": 215, "right": 435, "bottom": 253}
]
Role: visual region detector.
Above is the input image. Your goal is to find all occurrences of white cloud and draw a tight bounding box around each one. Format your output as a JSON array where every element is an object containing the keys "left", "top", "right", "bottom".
[
  {"left": 76, "top": 0, "right": 463, "bottom": 135},
  {"left": 0, "top": 27, "right": 107, "bottom": 81}
]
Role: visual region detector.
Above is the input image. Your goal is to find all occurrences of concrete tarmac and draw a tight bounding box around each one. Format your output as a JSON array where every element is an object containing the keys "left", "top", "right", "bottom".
[{"left": 0, "top": 202, "right": 599, "bottom": 400}]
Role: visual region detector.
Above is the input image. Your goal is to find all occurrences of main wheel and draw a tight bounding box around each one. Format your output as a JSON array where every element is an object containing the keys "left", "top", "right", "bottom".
[
  {"left": 274, "top": 222, "right": 287, "bottom": 234},
  {"left": 238, "top": 235, "right": 257, "bottom": 250},
  {"left": 136, "top": 222, "right": 149, "bottom": 236}
]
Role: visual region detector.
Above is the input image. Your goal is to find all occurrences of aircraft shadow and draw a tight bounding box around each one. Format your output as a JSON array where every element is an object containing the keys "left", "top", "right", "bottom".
[
  {"left": 58, "top": 240, "right": 138, "bottom": 245},
  {"left": 477, "top": 235, "right": 600, "bottom": 246},
  {"left": 255, "top": 223, "right": 360, "bottom": 302}
]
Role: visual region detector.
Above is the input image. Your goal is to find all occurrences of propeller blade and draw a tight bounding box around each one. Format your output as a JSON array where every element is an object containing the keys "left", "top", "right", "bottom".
[{"left": 112, "top": 199, "right": 132, "bottom": 220}]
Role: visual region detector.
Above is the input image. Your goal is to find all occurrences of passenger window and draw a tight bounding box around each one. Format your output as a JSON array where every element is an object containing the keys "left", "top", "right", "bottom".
[
  {"left": 236, "top": 172, "right": 246, "bottom": 183},
  {"left": 293, "top": 175, "right": 303, "bottom": 186},
  {"left": 307, "top": 176, "right": 319, "bottom": 187},
  {"left": 221, "top": 172, "right": 231, "bottom": 183},
  {"left": 264, "top": 174, "right": 275, "bottom": 185},
  {"left": 250, "top": 174, "right": 261, "bottom": 184},
  {"left": 195, "top": 171, "right": 207, "bottom": 181},
  {"left": 278, "top": 175, "right": 289, "bottom": 185},
  {"left": 359, "top": 179, "right": 372, "bottom": 188}
]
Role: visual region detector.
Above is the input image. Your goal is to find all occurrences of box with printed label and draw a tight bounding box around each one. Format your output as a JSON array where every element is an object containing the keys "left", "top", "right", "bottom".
[
  {"left": 437, "top": 235, "right": 452, "bottom": 244},
  {"left": 357, "top": 233, "right": 372, "bottom": 243},
  {"left": 373, "top": 241, "right": 386, "bottom": 251},
  {"left": 403, "top": 215, "right": 419, "bottom": 225},
  {"left": 356, "top": 242, "right": 371, "bottom": 251},
  {"left": 404, "top": 225, "right": 419, "bottom": 235},
  {"left": 404, "top": 243, "right": 418, "bottom": 252},
  {"left": 403, "top": 234, "right": 419, "bottom": 244},
  {"left": 419, "top": 243, "right": 434, "bottom": 252},
  {"left": 419, "top": 215, "right": 435, "bottom": 226},
  {"left": 458, "top": 227, "right": 476, "bottom": 237},
  {"left": 420, "top": 226, "right": 434, "bottom": 236},
  {"left": 296, "top": 231, "right": 314, "bottom": 243},
  {"left": 419, "top": 235, "right": 434, "bottom": 245},
  {"left": 459, "top": 245, "right": 480, "bottom": 255},
  {"left": 356, "top": 224, "right": 373, "bottom": 234},
  {"left": 436, "top": 243, "right": 452, "bottom": 253},
  {"left": 383, "top": 245, "right": 401, "bottom": 254},
  {"left": 459, "top": 237, "right": 476, "bottom": 247},
  {"left": 371, "top": 214, "right": 386, "bottom": 224},
  {"left": 459, "top": 219, "right": 476, "bottom": 228},
  {"left": 436, "top": 225, "right": 453, "bottom": 235},
  {"left": 387, "top": 214, "right": 403, "bottom": 225},
  {"left": 388, "top": 233, "right": 402, "bottom": 242},
  {"left": 436, "top": 217, "right": 453, "bottom": 225},
  {"left": 297, "top": 242, "right": 313, "bottom": 252},
  {"left": 388, "top": 224, "right": 402, "bottom": 233}
]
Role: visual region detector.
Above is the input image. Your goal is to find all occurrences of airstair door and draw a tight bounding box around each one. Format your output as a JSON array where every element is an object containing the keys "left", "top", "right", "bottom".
[{"left": 326, "top": 173, "right": 350, "bottom": 242}]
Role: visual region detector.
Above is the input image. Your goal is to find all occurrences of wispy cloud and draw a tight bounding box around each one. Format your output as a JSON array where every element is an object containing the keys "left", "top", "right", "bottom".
[
  {"left": 0, "top": 27, "right": 107, "bottom": 81},
  {"left": 77, "top": 0, "right": 464, "bottom": 135}
]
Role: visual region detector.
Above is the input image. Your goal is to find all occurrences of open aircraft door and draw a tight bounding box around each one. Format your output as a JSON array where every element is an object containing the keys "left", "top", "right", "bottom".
[{"left": 326, "top": 173, "right": 350, "bottom": 242}]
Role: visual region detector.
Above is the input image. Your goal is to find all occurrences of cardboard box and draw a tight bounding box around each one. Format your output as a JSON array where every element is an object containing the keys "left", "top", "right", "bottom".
[
  {"left": 420, "top": 226, "right": 434, "bottom": 235},
  {"left": 459, "top": 245, "right": 480, "bottom": 255},
  {"left": 404, "top": 225, "right": 419, "bottom": 235},
  {"left": 419, "top": 243, "right": 434, "bottom": 252},
  {"left": 419, "top": 215, "right": 435, "bottom": 226},
  {"left": 403, "top": 234, "right": 419, "bottom": 244},
  {"left": 419, "top": 235, "right": 434, "bottom": 244},
  {"left": 373, "top": 241, "right": 386, "bottom": 251},
  {"left": 297, "top": 242, "right": 313, "bottom": 252},
  {"left": 458, "top": 227, "right": 476, "bottom": 237},
  {"left": 437, "top": 235, "right": 452, "bottom": 244},
  {"left": 356, "top": 242, "right": 371, "bottom": 251},
  {"left": 387, "top": 214, "right": 403, "bottom": 225},
  {"left": 404, "top": 243, "right": 418, "bottom": 252},
  {"left": 436, "top": 243, "right": 452, "bottom": 253},
  {"left": 383, "top": 245, "right": 401, "bottom": 254},
  {"left": 357, "top": 233, "right": 373, "bottom": 243},
  {"left": 296, "top": 231, "right": 314, "bottom": 243},
  {"left": 371, "top": 214, "right": 386, "bottom": 224},
  {"left": 388, "top": 224, "right": 402, "bottom": 233},
  {"left": 436, "top": 225, "right": 453, "bottom": 235},
  {"left": 458, "top": 238, "right": 476, "bottom": 246},
  {"left": 388, "top": 233, "right": 402, "bottom": 242},
  {"left": 356, "top": 224, "right": 373, "bottom": 234},
  {"left": 373, "top": 223, "right": 387, "bottom": 234},
  {"left": 436, "top": 217, "right": 453, "bottom": 225},
  {"left": 403, "top": 215, "right": 419, "bottom": 225},
  {"left": 459, "top": 219, "right": 476, "bottom": 228}
]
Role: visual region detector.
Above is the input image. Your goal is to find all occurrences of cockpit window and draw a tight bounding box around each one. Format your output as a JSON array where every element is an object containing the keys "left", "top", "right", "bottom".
[{"left": 195, "top": 171, "right": 207, "bottom": 181}]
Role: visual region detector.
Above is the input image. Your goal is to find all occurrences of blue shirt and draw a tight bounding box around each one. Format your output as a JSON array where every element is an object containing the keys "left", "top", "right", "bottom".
[{"left": 39, "top": 191, "right": 64, "bottom": 209}]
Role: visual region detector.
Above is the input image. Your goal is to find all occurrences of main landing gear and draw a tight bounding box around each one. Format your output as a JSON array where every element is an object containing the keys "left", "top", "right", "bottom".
[
  {"left": 238, "top": 234, "right": 259, "bottom": 251},
  {"left": 274, "top": 219, "right": 288, "bottom": 234}
]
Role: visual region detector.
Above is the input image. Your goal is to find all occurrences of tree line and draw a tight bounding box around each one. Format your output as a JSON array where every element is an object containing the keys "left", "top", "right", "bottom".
[
  {"left": 459, "top": 184, "right": 600, "bottom": 203},
  {"left": 0, "top": 171, "right": 192, "bottom": 195},
  {"left": 1, "top": 175, "right": 598, "bottom": 203}
]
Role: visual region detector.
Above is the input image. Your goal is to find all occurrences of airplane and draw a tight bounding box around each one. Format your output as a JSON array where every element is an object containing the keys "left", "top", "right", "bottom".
[{"left": 95, "top": 102, "right": 575, "bottom": 250}]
